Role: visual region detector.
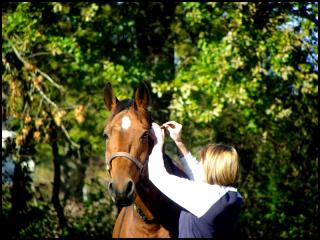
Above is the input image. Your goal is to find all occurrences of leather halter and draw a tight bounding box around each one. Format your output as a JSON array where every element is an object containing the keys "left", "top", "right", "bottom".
[
  {"left": 107, "top": 152, "right": 144, "bottom": 173},
  {"left": 133, "top": 202, "right": 156, "bottom": 223},
  {"left": 107, "top": 152, "right": 155, "bottom": 224}
]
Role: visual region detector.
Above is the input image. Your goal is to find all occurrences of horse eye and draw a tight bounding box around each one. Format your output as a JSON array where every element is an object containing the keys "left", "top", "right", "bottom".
[
  {"left": 103, "top": 132, "right": 109, "bottom": 140},
  {"left": 140, "top": 131, "right": 149, "bottom": 141}
]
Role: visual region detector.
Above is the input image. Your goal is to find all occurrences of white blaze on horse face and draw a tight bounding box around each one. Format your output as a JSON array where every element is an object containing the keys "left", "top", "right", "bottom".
[{"left": 121, "top": 116, "right": 131, "bottom": 130}]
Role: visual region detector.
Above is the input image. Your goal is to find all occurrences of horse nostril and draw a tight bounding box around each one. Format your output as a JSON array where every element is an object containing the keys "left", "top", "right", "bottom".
[
  {"left": 108, "top": 181, "right": 115, "bottom": 195},
  {"left": 125, "top": 180, "right": 134, "bottom": 197}
]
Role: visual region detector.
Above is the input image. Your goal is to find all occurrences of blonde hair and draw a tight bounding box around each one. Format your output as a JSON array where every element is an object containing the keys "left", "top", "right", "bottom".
[{"left": 200, "top": 143, "right": 239, "bottom": 186}]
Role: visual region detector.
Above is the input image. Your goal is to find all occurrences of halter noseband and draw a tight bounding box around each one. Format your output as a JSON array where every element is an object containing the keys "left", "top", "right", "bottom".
[{"left": 107, "top": 152, "right": 144, "bottom": 173}]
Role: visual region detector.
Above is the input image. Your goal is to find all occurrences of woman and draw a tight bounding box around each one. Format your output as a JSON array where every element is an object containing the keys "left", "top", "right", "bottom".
[{"left": 148, "top": 121, "right": 243, "bottom": 238}]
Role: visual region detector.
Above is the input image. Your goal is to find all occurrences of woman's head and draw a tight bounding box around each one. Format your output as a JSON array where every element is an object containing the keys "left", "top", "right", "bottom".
[{"left": 200, "top": 143, "right": 239, "bottom": 186}]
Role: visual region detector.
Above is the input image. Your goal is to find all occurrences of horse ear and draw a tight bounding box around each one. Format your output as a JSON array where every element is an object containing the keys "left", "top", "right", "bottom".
[
  {"left": 134, "top": 82, "right": 149, "bottom": 110},
  {"left": 103, "top": 82, "right": 119, "bottom": 111}
]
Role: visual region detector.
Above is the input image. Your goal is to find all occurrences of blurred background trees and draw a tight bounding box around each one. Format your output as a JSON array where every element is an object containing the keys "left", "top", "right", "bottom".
[{"left": 2, "top": 2, "right": 318, "bottom": 238}]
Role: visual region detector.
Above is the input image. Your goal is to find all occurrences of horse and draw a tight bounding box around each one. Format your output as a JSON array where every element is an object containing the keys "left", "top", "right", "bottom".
[{"left": 103, "top": 82, "right": 188, "bottom": 238}]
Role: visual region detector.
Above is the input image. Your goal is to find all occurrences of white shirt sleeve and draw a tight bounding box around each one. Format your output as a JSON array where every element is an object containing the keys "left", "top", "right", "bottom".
[
  {"left": 148, "top": 147, "right": 238, "bottom": 218},
  {"left": 179, "top": 152, "right": 204, "bottom": 181}
]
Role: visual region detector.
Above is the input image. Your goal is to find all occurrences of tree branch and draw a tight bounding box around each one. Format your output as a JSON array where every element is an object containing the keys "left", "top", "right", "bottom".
[
  {"left": 9, "top": 42, "right": 65, "bottom": 91},
  {"left": 61, "top": 124, "right": 80, "bottom": 149},
  {"left": 34, "top": 85, "right": 80, "bottom": 149},
  {"left": 34, "top": 85, "right": 59, "bottom": 110},
  {"left": 26, "top": 52, "right": 52, "bottom": 58}
]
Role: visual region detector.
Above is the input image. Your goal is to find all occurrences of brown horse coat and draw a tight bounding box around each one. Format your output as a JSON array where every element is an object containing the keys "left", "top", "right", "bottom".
[{"left": 103, "top": 82, "right": 188, "bottom": 237}]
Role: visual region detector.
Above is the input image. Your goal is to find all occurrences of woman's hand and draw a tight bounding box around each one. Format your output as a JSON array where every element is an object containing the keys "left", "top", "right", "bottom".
[
  {"left": 150, "top": 122, "right": 165, "bottom": 150},
  {"left": 161, "top": 121, "right": 182, "bottom": 143}
]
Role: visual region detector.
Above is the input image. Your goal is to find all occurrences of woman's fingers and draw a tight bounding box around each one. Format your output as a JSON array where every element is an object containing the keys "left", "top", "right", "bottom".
[
  {"left": 162, "top": 121, "right": 179, "bottom": 129},
  {"left": 151, "top": 122, "right": 165, "bottom": 141},
  {"left": 160, "top": 121, "right": 182, "bottom": 142}
]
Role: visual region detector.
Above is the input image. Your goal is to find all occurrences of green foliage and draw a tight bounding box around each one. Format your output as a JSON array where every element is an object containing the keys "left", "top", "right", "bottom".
[
  {"left": 65, "top": 178, "right": 117, "bottom": 238},
  {"left": 2, "top": 181, "right": 61, "bottom": 238},
  {"left": 2, "top": 2, "right": 318, "bottom": 239}
]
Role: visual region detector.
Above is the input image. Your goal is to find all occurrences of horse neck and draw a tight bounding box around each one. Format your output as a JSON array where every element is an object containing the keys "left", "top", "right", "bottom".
[
  {"left": 134, "top": 152, "right": 186, "bottom": 223},
  {"left": 134, "top": 167, "right": 182, "bottom": 238},
  {"left": 135, "top": 175, "right": 163, "bottom": 221}
]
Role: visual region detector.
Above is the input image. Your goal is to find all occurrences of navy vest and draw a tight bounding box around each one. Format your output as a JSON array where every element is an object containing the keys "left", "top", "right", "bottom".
[{"left": 178, "top": 191, "right": 242, "bottom": 238}]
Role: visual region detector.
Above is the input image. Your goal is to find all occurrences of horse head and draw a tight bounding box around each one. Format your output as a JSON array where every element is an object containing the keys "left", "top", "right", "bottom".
[{"left": 103, "top": 82, "right": 153, "bottom": 207}]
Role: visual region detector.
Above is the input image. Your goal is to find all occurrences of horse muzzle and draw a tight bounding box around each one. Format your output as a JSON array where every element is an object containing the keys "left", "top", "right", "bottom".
[{"left": 108, "top": 179, "right": 135, "bottom": 207}]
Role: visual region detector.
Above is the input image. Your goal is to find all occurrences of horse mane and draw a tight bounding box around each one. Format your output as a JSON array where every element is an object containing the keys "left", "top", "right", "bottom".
[
  {"left": 163, "top": 153, "right": 188, "bottom": 178},
  {"left": 139, "top": 152, "right": 188, "bottom": 237}
]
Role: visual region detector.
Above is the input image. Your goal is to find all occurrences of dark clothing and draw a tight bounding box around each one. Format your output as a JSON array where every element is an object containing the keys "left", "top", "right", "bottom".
[{"left": 179, "top": 191, "right": 242, "bottom": 238}]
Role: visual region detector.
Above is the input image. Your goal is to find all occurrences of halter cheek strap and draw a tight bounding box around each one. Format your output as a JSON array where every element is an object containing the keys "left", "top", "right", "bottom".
[{"left": 107, "top": 152, "right": 144, "bottom": 173}]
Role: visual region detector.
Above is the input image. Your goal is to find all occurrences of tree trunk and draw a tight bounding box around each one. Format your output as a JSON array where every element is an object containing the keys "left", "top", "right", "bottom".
[
  {"left": 50, "top": 124, "right": 69, "bottom": 232},
  {"left": 135, "top": 2, "right": 176, "bottom": 123},
  {"left": 62, "top": 139, "right": 89, "bottom": 203}
]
